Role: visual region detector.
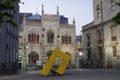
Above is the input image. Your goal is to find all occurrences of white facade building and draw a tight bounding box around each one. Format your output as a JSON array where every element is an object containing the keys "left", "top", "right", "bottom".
[
  {"left": 82, "top": 0, "right": 120, "bottom": 68},
  {"left": 19, "top": 6, "right": 76, "bottom": 69}
]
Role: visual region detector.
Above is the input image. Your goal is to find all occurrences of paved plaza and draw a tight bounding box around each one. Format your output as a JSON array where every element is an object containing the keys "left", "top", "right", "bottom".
[{"left": 0, "top": 69, "right": 120, "bottom": 80}]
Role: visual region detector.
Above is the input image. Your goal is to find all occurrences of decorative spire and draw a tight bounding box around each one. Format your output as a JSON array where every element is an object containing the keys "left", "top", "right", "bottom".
[
  {"left": 36, "top": 7, "right": 38, "bottom": 14},
  {"left": 73, "top": 18, "right": 75, "bottom": 24},
  {"left": 42, "top": 4, "right": 44, "bottom": 15},
  {"left": 57, "top": 6, "right": 59, "bottom": 15}
]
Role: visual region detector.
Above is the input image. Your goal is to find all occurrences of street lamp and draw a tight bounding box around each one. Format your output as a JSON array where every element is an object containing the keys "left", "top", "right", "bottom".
[
  {"left": 79, "top": 51, "right": 83, "bottom": 68},
  {"left": 23, "top": 39, "right": 30, "bottom": 71},
  {"left": 79, "top": 52, "right": 83, "bottom": 56},
  {"left": 41, "top": 34, "right": 46, "bottom": 68},
  {"left": 19, "top": 2, "right": 24, "bottom": 5}
]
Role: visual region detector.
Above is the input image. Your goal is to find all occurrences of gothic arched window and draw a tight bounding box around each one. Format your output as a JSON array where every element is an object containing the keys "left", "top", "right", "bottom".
[
  {"left": 69, "top": 36, "right": 71, "bottom": 44},
  {"left": 61, "top": 35, "right": 71, "bottom": 44},
  {"left": 28, "top": 52, "right": 39, "bottom": 65},
  {"left": 65, "top": 35, "right": 68, "bottom": 44},
  {"left": 28, "top": 33, "right": 39, "bottom": 43},
  {"left": 47, "top": 32, "right": 54, "bottom": 43}
]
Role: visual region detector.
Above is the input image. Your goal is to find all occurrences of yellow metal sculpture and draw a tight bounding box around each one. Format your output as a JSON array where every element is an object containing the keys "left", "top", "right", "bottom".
[{"left": 41, "top": 48, "right": 71, "bottom": 76}]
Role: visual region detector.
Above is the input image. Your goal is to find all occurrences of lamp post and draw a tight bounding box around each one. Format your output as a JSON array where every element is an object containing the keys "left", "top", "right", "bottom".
[
  {"left": 41, "top": 34, "right": 46, "bottom": 68},
  {"left": 23, "top": 39, "right": 29, "bottom": 71},
  {"left": 79, "top": 52, "right": 83, "bottom": 68},
  {"left": 57, "top": 34, "right": 61, "bottom": 66},
  {"left": 100, "top": 0, "right": 105, "bottom": 69}
]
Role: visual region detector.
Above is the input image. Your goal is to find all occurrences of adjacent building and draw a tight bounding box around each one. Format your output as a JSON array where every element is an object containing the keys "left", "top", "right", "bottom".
[
  {"left": 0, "top": 1, "right": 19, "bottom": 74},
  {"left": 19, "top": 5, "right": 76, "bottom": 70},
  {"left": 82, "top": 0, "right": 120, "bottom": 68}
]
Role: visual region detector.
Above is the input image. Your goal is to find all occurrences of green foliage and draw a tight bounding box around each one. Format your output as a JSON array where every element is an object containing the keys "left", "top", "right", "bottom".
[
  {"left": 112, "top": 12, "right": 120, "bottom": 25},
  {"left": 0, "top": 0, "right": 14, "bottom": 10},
  {"left": 112, "top": 2, "right": 120, "bottom": 25},
  {"left": 0, "top": 0, "right": 18, "bottom": 27},
  {"left": 116, "top": 2, "right": 120, "bottom": 6}
]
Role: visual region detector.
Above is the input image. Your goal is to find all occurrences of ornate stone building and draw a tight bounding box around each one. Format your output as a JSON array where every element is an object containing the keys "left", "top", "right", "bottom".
[
  {"left": 19, "top": 5, "right": 76, "bottom": 69},
  {"left": 82, "top": 0, "right": 120, "bottom": 68}
]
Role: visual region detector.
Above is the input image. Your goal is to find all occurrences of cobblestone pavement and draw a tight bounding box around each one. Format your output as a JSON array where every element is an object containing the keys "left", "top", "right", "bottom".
[{"left": 0, "top": 69, "right": 120, "bottom": 80}]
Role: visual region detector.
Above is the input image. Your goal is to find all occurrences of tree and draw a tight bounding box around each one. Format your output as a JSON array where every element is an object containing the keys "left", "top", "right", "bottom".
[
  {"left": 0, "top": 0, "right": 19, "bottom": 27},
  {"left": 112, "top": 2, "right": 120, "bottom": 25}
]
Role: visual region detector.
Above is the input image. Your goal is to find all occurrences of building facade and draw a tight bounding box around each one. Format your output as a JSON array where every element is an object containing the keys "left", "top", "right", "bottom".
[
  {"left": 82, "top": 0, "right": 120, "bottom": 68},
  {"left": 0, "top": 0, "right": 19, "bottom": 74},
  {"left": 19, "top": 5, "right": 76, "bottom": 70}
]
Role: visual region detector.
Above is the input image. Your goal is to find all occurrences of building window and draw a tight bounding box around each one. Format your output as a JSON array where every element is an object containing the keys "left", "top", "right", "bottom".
[
  {"left": 37, "top": 34, "right": 39, "bottom": 42},
  {"left": 87, "top": 36, "right": 90, "bottom": 42},
  {"left": 96, "top": 4, "right": 100, "bottom": 11},
  {"left": 69, "top": 36, "right": 71, "bottom": 44},
  {"left": 62, "top": 36, "right": 64, "bottom": 43},
  {"left": 65, "top": 35, "right": 68, "bottom": 44},
  {"left": 111, "top": 27, "right": 117, "bottom": 41},
  {"left": 47, "top": 32, "right": 54, "bottom": 43},
  {"left": 112, "top": 45, "right": 117, "bottom": 57},
  {"left": 87, "top": 36, "right": 90, "bottom": 47},
  {"left": 87, "top": 49, "right": 91, "bottom": 61},
  {"left": 111, "top": 5, "right": 116, "bottom": 12},
  {"left": 98, "top": 32, "right": 102, "bottom": 40},
  {"left": 98, "top": 47, "right": 103, "bottom": 60},
  {"left": 19, "top": 36, "right": 22, "bottom": 38},
  {"left": 97, "top": 12, "right": 101, "bottom": 18},
  {"left": 98, "top": 32, "right": 103, "bottom": 44},
  {"left": 28, "top": 33, "right": 39, "bottom": 43},
  {"left": 28, "top": 52, "right": 39, "bottom": 65},
  {"left": 26, "top": 19, "right": 33, "bottom": 23},
  {"left": 61, "top": 35, "right": 71, "bottom": 44},
  {"left": 34, "top": 20, "right": 41, "bottom": 23}
]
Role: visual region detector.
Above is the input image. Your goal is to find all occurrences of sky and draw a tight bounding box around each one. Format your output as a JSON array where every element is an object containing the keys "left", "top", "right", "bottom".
[{"left": 19, "top": 0, "right": 93, "bottom": 35}]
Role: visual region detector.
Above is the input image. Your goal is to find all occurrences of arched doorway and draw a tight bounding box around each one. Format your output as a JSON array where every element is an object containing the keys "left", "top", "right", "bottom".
[{"left": 28, "top": 52, "right": 39, "bottom": 65}]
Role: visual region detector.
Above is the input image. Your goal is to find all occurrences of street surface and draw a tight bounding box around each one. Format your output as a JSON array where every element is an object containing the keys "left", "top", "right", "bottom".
[{"left": 0, "top": 69, "right": 120, "bottom": 80}]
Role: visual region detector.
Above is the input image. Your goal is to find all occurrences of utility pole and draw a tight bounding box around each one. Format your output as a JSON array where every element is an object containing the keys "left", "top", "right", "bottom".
[{"left": 100, "top": 0, "right": 105, "bottom": 69}]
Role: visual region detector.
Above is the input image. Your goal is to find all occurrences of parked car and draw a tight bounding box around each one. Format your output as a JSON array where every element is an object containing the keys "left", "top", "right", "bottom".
[{"left": 26, "top": 65, "right": 38, "bottom": 70}]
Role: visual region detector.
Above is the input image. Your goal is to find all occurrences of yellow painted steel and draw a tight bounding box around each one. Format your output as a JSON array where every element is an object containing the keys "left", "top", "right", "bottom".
[{"left": 41, "top": 48, "right": 71, "bottom": 76}]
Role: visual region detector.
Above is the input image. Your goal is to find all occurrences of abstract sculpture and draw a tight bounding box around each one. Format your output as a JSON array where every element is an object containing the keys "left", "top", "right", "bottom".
[{"left": 41, "top": 48, "right": 71, "bottom": 76}]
